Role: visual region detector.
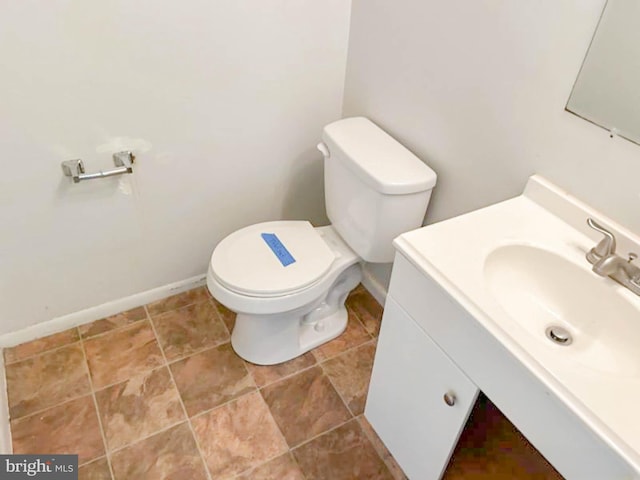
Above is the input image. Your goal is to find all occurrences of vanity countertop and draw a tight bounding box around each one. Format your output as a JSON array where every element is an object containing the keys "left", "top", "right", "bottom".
[{"left": 393, "top": 175, "right": 640, "bottom": 473}]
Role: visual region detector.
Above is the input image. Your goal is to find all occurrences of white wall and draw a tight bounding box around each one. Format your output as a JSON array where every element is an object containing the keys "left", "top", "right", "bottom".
[
  {"left": 344, "top": 0, "right": 640, "bottom": 288},
  {"left": 0, "top": 0, "right": 351, "bottom": 333}
]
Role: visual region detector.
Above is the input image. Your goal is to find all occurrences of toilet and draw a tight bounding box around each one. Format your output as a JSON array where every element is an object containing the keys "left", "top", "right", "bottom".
[{"left": 207, "top": 117, "right": 437, "bottom": 365}]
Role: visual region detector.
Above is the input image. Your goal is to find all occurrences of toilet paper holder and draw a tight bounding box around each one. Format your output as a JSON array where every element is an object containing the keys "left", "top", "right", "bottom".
[{"left": 61, "top": 151, "right": 134, "bottom": 183}]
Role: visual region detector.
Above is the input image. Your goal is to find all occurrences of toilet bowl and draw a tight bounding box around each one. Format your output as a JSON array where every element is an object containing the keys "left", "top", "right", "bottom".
[{"left": 207, "top": 117, "right": 437, "bottom": 365}]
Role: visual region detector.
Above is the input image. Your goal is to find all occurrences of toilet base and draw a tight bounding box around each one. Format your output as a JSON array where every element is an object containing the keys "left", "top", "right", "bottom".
[
  {"left": 230, "top": 264, "right": 361, "bottom": 365},
  {"left": 231, "top": 306, "right": 349, "bottom": 366},
  {"left": 299, "top": 306, "right": 348, "bottom": 353}
]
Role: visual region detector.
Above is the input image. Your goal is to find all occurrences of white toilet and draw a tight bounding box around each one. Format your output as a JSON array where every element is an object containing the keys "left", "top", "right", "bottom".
[{"left": 207, "top": 117, "right": 437, "bottom": 365}]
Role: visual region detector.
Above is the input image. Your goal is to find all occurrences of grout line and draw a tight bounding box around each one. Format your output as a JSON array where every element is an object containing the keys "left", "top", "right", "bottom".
[
  {"left": 163, "top": 339, "right": 231, "bottom": 368},
  {"left": 208, "top": 298, "right": 233, "bottom": 338},
  {"left": 148, "top": 299, "right": 211, "bottom": 321},
  {"left": 82, "top": 287, "right": 212, "bottom": 344},
  {"left": 286, "top": 450, "right": 310, "bottom": 480},
  {"left": 319, "top": 360, "right": 358, "bottom": 419},
  {"left": 77, "top": 318, "right": 147, "bottom": 343},
  {"left": 145, "top": 305, "right": 213, "bottom": 480},
  {"left": 187, "top": 387, "right": 258, "bottom": 424},
  {"left": 77, "top": 327, "right": 116, "bottom": 479},
  {"left": 289, "top": 416, "right": 356, "bottom": 451},
  {"left": 317, "top": 336, "right": 377, "bottom": 366},
  {"left": 76, "top": 345, "right": 238, "bottom": 406},
  {"left": 105, "top": 417, "right": 190, "bottom": 457},
  {"left": 4, "top": 337, "right": 83, "bottom": 367},
  {"left": 82, "top": 318, "right": 151, "bottom": 349},
  {"left": 9, "top": 391, "right": 94, "bottom": 426},
  {"left": 348, "top": 303, "right": 378, "bottom": 341},
  {"left": 231, "top": 445, "right": 307, "bottom": 480},
  {"left": 146, "top": 289, "right": 211, "bottom": 319},
  {"left": 147, "top": 300, "right": 231, "bottom": 366},
  {"left": 249, "top": 361, "right": 319, "bottom": 391},
  {"left": 255, "top": 390, "right": 290, "bottom": 451},
  {"left": 312, "top": 336, "right": 375, "bottom": 373},
  {"left": 78, "top": 320, "right": 164, "bottom": 394},
  {"left": 228, "top": 393, "right": 293, "bottom": 479},
  {"left": 252, "top": 364, "right": 356, "bottom": 453},
  {"left": 228, "top": 449, "right": 306, "bottom": 480},
  {"left": 91, "top": 363, "right": 171, "bottom": 397},
  {"left": 355, "top": 415, "right": 407, "bottom": 480},
  {"left": 246, "top": 335, "right": 377, "bottom": 394},
  {"left": 77, "top": 456, "right": 109, "bottom": 471},
  {"left": 7, "top": 337, "right": 118, "bottom": 423}
]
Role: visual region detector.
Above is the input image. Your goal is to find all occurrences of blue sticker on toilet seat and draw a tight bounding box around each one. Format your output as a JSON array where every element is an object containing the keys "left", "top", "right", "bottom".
[{"left": 261, "top": 233, "right": 296, "bottom": 267}]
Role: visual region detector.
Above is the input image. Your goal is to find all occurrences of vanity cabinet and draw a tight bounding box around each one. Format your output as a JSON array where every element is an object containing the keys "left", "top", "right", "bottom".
[
  {"left": 366, "top": 252, "right": 639, "bottom": 480},
  {"left": 365, "top": 296, "right": 479, "bottom": 480}
]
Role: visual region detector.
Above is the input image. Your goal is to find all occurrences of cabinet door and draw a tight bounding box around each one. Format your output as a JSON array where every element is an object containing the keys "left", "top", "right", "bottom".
[{"left": 365, "top": 296, "right": 479, "bottom": 480}]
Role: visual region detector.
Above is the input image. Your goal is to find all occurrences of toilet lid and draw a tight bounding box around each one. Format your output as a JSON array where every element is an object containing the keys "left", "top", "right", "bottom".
[{"left": 211, "top": 221, "right": 336, "bottom": 297}]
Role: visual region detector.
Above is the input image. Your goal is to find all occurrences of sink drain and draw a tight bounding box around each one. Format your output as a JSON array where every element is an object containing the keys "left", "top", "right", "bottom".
[{"left": 545, "top": 326, "right": 573, "bottom": 346}]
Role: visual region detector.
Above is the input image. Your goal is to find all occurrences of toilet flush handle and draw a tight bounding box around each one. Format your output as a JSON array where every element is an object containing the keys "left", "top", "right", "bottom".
[{"left": 317, "top": 142, "right": 330, "bottom": 158}]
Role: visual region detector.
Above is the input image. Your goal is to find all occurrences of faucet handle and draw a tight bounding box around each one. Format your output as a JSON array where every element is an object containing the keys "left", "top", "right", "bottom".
[{"left": 586, "top": 218, "right": 616, "bottom": 262}]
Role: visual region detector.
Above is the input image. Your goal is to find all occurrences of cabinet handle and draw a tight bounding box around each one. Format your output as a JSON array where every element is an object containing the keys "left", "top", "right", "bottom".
[{"left": 443, "top": 392, "right": 456, "bottom": 406}]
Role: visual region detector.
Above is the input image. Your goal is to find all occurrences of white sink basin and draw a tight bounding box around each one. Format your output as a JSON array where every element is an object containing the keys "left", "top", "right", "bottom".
[{"left": 484, "top": 244, "right": 640, "bottom": 376}]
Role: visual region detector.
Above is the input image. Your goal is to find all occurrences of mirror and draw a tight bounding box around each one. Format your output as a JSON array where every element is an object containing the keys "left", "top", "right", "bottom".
[{"left": 566, "top": 0, "right": 640, "bottom": 145}]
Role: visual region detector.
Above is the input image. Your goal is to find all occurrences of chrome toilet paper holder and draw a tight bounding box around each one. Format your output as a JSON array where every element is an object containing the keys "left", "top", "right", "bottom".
[{"left": 61, "top": 151, "right": 134, "bottom": 183}]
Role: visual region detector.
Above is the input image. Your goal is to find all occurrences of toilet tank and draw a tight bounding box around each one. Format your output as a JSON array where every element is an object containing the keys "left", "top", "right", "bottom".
[{"left": 320, "top": 117, "right": 437, "bottom": 263}]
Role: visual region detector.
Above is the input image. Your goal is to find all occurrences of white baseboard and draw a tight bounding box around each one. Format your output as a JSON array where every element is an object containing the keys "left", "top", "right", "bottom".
[
  {"left": 360, "top": 266, "right": 388, "bottom": 306},
  {"left": 0, "top": 274, "right": 207, "bottom": 349}
]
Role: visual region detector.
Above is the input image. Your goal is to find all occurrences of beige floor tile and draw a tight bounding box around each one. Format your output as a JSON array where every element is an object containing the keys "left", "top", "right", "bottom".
[
  {"left": 95, "top": 367, "right": 184, "bottom": 450},
  {"left": 322, "top": 341, "right": 376, "bottom": 415},
  {"left": 78, "top": 457, "right": 112, "bottom": 480},
  {"left": 211, "top": 297, "right": 236, "bottom": 332},
  {"left": 192, "top": 391, "right": 288, "bottom": 478},
  {"left": 6, "top": 343, "right": 90, "bottom": 419},
  {"left": 78, "top": 307, "right": 147, "bottom": 339},
  {"left": 358, "top": 416, "right": 408, "bottom": 480},
  {"left": 245, "top": 351, "right": 316, "bottom": 387},
  {"left": 312, "top": 309, "right": 371, "bottom": 362},
  {"left": 152, "top": 301, "right": 229, "bottom": 361},
  {"left": 4, "top": 328, "right": 80, "bottom": 364},
  {"left": 261, "top": 366, "right": 352, "bottom": 447},
  {"left": 170, "top": 343, "right": 255, "bottom": 417},
  {"left": 110, "top": 423, "right": 207, "bottom": 480},
  {"left": 11, "top": 395, "right": 105, "bottom": 465},
  {"left": 346, "top": 284, "right": 384, "bottom": 337},
  {"left": 146, "top": 287, "right": 210, "bottom": 316},
  {"left": 292, "top": 419, "right": 393, "bottom": 480},
  {"left": 84, "top": 321, "right": 164, "bottom": 389},
  {"left": 236, "top": 452, "right": 305, "bottom": 480}
]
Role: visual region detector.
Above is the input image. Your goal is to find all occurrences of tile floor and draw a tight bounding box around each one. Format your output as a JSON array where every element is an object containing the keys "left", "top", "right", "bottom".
[{"left": 3, "top": 284, "right": 562, "bottom": 480}]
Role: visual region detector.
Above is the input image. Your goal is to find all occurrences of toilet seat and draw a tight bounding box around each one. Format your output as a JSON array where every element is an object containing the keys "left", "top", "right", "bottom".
[{"left": 211, "top": 221, "right": 336, "bottom": 297}]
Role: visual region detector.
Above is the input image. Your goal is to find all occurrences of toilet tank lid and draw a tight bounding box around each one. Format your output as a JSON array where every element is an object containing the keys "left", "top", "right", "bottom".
[{"left": 322, "top": 117, "right": 437, "bottom": 195}]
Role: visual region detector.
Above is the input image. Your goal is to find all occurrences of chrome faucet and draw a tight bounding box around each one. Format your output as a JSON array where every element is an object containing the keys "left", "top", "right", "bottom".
[{"left": 586, "top": 218, "right": 640, "bottom": 296}]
